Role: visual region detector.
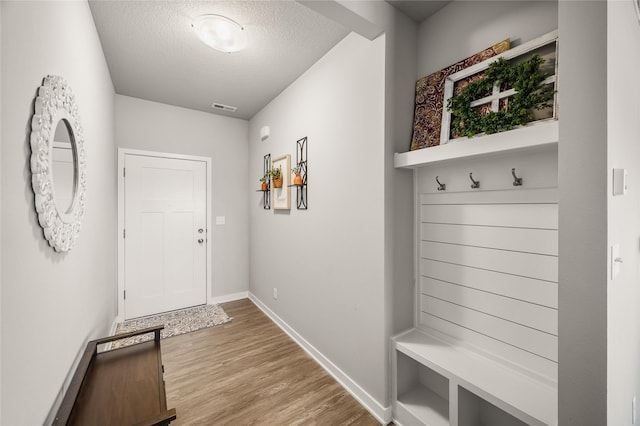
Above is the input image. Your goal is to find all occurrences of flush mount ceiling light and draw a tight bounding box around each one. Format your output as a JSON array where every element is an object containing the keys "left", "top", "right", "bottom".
[{"left": 192, "top": 14, "right": 246, "bottom": 53}]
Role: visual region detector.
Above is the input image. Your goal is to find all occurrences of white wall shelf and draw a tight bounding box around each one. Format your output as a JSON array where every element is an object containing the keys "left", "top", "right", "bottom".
[{"left": 394, "top": 119, "right": 558, "bottom": 169}]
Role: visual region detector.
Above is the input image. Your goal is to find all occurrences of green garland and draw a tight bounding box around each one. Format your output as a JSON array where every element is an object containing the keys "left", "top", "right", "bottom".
[{"left": 446, "top": 54, "right": 555, "bottom": 138}]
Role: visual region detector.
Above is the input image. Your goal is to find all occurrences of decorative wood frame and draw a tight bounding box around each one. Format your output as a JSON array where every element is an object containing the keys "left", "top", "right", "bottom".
[
  {"left": 271, "top": 154, "right": 291, "bottom": 210},
  {"left": 30, "top": 75, "right": 87, "bottom": 252},
  {"left": 440, "top": 30, "right": 558, "bottom": 144}
]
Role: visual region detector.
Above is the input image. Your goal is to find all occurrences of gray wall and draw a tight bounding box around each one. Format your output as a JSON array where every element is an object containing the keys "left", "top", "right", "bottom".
[
  {"left": 115, "top": 95, "right": 250, "bottom": 300},
  {"left": 249, "top": 32, "right": 388, "bottom": 408},
  {"left": 607, "top": 0, "right": 640, "bottom": 424},
  {"left": 252, "top": 1, "right": 419, "bottom": 413},
  {"left": 0, "top": 2, "right": 3, "bottom": 420},
  {"left": 383, "top": 1, "right": 418, "bottom": 398},
  {"left": 417, "top": 1, "right": 559, "bottom": 78},
  {"left": 1, "top": 2, "right": 116, "bottom": 424},
  {"left": 558, "top": 1, "right": 608, "bottom": 424}
]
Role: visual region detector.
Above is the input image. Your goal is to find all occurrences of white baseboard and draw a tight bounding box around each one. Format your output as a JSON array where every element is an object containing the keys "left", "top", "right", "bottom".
[
  {"left": 109, "top": 317, "right": 119, "bottom": 335},
  {"left": 103, "top": 317, "right": 120, "bottom": 351},
  {"left": 210, "top": 291, "right": 248, "bottom": 305},
  {"left": 248, "top": 292, "right": 392, "bottom": 424}
]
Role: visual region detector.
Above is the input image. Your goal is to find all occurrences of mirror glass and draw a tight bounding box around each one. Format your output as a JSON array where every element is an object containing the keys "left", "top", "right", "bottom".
[{"left": 51, "top": 119, "right": 77, "bottom": 214}]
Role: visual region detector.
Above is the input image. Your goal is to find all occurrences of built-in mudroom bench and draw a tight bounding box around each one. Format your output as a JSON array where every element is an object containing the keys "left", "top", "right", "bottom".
[
  {"left": 392, "top": 328, "right": 557, "bottom": 426},
  {"left": 392, "top": 27, "right": 559, "bottom": 425},
  {"left": 393, "top": 100, "right": 559, "bottom": 426}
]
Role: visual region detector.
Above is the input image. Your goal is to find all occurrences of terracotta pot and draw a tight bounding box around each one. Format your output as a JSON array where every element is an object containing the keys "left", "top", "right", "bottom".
[
  {"left": 273, "top": 176, "right": 283, "bottom": 188},
  {"left": 261, "top": 182, "right": 267, "bottom": 191},
  {"left": 293, "top": 173, "right": 303, "bottom": 186}
]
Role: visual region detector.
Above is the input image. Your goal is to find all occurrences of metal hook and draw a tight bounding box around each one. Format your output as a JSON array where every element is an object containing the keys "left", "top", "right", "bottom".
[
  {"left": 469, "top": 173, "right": 480, "bottom": 189},
  {"left": 512, "top": 168, "right": 523, "bottom": 186},
  {"left": 436, "top": 176, "right": 446, "bottom": 191}
]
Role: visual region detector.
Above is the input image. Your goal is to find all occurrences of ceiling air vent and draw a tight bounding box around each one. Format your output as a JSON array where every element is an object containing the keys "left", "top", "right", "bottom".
[{"left": 211, "top": 102, "right": 237, "bottom": 112}]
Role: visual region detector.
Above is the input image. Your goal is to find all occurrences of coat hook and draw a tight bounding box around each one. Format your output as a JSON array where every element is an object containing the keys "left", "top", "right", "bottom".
[
  {"left": 512, "top": 168, "right": 523, "bottom": 186},
  {"left": 436, "top": 176, "right": 446, "bottom": 191},
  {"left": 469, "top": 172, "right": 480, "bottom": 189}
]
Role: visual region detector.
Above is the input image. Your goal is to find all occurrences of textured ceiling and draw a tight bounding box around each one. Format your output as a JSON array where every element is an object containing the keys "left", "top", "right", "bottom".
[
  {"left": 90, "top": 1, "right": 451, "bottom": 120},
  {"left": 89, "top": 1, "right": 349, "bottom": 120}
]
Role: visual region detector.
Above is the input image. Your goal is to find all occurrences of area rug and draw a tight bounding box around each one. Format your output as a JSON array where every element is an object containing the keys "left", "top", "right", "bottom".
[{"left": 110, "top": 304, "right": 232, "bottom": 349}]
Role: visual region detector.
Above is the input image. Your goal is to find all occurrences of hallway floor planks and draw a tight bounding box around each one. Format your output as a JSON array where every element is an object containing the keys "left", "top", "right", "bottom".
[{"left": 160, "top": 298, "right": 380, "bottom": 425}]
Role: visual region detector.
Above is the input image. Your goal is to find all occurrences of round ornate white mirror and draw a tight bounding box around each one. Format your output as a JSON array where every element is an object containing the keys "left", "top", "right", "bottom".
[{"left": 30, "top": 75, "right": 86, "bottom": 252}]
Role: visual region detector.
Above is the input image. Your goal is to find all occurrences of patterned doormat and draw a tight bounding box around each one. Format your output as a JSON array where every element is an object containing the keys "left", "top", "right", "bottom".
[{"left": 111, "top": 304, "right": 232, "bottom": 349}]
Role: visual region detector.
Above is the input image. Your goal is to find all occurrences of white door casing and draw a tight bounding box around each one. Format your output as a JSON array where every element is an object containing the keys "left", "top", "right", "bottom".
[{"left": 117, "top": 149, "right": 212, "bottom": 320}]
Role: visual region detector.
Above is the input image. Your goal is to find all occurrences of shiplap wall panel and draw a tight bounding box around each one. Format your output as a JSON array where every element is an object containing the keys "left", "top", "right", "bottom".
[
  {"left": 418, "top": 188, "right": 558, "bottom": 381},
  {"left": 420, "top": 188, "right": 558, "bottom": 205},
  {"left": 421, "top": 223, "right": 558, "bottom": 256},
  {"left": 421, "top": 241, "right": 558, "bottom": 282},
  {"left": 420, "top": 279, "right": 557, "bottom": 334},
  {"left": 420, "top": 204, "right": 558, "bottom": 229},
  {"left": 420, "top": 313, "right": 558, "bottom": 381},
  {"left": 422, "top": 296, "right": 558, "bottom": 361},
  {"left": 420, "top": 259, "right": 557, "bottom": 308}
]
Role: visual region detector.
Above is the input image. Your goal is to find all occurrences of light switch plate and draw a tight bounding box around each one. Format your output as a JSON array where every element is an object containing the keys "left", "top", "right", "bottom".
[
  {"left": 611, "top": 244, "right": 621, "bottom": 280},
  {"left": 613, "top": 168, "right": 628, "bottom": 196},
  {"left": 215, "top": 216, "right": 226, "bottom": 225}
]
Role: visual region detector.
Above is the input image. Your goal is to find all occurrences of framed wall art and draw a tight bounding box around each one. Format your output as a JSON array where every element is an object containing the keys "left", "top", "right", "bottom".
[
  {"left": 271, "top": 154, "right": 291, "bottom": 210},
  {"left": 410, "top": 39, "right": 510, "bottom": 151}
]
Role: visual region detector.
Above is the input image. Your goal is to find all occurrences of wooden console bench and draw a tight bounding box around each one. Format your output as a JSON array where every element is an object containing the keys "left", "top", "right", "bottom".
[{"left": 53, "top": 325, "right": 177, "bottom": 426}]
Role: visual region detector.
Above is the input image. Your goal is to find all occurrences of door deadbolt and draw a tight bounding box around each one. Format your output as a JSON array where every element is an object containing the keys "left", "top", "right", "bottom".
[{"left": 198, "top": 228, "right": 204, "bottom": 233}]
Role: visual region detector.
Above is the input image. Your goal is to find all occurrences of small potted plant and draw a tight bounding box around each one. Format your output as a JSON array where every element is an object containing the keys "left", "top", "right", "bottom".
[
  {"left": 291, "top": 165, "right": 303, "bottom": 186},
  {"left": 269, "top": 167, "right": 283, "bottom": 188},
  {"left": 259, "top": 175, "right": 268, "bottom": 191}
]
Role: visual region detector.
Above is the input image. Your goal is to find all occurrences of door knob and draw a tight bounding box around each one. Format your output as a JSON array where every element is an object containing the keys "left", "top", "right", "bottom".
[{"left": 198, "top": 238, "right": 204, "bottom": 244}]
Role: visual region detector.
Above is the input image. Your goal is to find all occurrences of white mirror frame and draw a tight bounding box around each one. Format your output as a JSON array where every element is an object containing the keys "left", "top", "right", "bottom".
[{"left": 30, "top": 75, "right": 86, "bottom": 252}]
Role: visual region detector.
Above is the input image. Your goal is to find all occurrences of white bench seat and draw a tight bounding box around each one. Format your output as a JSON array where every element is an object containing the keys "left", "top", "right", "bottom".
[{"left": 392, "top": 328, "right": 557, "bottom": 426}]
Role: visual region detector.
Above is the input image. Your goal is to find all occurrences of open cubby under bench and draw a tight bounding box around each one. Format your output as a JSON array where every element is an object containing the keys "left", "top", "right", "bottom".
[
  {"left": 392, "top": 328, "right": 557, "bottom": 426},
  {"left": 53, "top": 325, "right": 177, "bottom": 426}
]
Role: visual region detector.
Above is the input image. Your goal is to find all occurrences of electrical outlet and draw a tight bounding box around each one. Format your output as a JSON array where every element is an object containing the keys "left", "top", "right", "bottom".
[
  {"left": 633, "top": 395, "right": 637, "bottom": 424},
  {"left": 273, "top": 288, "right": 278, "bottom": 300}
]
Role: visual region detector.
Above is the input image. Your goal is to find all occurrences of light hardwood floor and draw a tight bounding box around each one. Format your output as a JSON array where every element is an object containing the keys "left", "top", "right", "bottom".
[{"left": 160, "top": 298, "right": 381, "bottom": 425}]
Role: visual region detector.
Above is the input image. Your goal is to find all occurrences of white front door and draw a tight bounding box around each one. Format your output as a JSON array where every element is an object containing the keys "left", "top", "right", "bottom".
[{"left": 123, "top": 154, "right": 207, "bottom": 319}]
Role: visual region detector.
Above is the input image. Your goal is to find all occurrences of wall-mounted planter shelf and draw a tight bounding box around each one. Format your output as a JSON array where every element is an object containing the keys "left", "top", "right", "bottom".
[
  {"left": 394, "top": 119, "right": 558, "bottom": 169},
  {"left": 293, "top": 137, "right": 308, "bottom": 210},
  {"left": 259, "top": 153, "right": 271, "bottom": 209}
]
